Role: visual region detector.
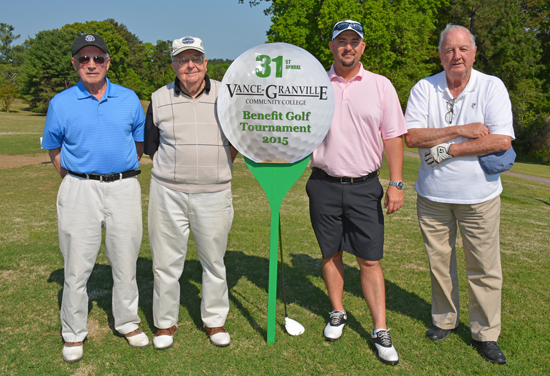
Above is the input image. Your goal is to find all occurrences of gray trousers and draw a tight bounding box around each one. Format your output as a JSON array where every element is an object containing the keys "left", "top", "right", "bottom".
[
  {"left": 57, "top": 174, "right": 143, "bottom": 342},
  {"left": 149, "top": 179, "right": 233, "bottom": 329}
]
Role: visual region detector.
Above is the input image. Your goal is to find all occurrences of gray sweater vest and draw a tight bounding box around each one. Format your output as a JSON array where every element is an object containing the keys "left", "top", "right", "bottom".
[{"left": 150, "top": 80, "right": 232, "bottom": 193}]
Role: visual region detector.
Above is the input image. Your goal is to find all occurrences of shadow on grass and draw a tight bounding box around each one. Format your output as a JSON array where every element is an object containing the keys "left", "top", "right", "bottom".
[
  {"left": 534, "top": 198, "right": 550, "bottom": 206},
  {"left": 47, "top": 259, "right": 156, "bottom": 339},
  {"left": 47, "top": 251, "right": 473, "bottom": 346},
  {"left": 224, "top": 251, "right": 473, "bottom": 345},
  {"left": 20, "top": 106, "right": 46, "bottom": 115}
]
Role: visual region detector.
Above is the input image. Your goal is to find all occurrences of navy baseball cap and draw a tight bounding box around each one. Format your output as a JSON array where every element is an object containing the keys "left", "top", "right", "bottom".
[{"left": 71, "top": 34, "right": 110, "bottom": 56}]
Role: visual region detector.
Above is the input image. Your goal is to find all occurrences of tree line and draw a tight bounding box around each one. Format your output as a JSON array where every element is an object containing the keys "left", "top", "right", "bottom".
[
  {"left": 247, "top": 0, "right": 550, "bottom": 164},
  {"left": 0, "top": 19, "right": 232, "bottom": 113},
  {"left": 1, "top": 0, "right": 549, "bottom": 163}
]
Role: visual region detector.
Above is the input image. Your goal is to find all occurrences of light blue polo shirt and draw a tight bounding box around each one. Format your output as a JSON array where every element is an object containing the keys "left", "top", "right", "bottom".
[{"left": 42, "top": 78, "right": 145, "bottom": 175}]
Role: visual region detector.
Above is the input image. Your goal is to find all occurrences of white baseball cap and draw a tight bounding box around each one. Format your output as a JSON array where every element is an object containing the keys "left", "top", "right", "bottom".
[
  {"left": 331, "top": 20, "right": 364, "bottom": 40},
  {"left": 171, "top": 36, "right": 205, "bottom": 57}
]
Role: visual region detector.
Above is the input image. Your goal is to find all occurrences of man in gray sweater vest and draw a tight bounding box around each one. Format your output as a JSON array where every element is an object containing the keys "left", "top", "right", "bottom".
[{"left": 144, "top": 36, "right": 238, "bottom": 350}]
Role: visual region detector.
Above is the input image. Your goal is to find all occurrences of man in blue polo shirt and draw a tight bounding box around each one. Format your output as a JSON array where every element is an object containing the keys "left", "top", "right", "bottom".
[{"left": 42, "top": 34, "right": 149, "bottom": 363}]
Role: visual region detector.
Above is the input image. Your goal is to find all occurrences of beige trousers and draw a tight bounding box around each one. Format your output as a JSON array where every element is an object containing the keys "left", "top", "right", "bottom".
[
  {"left": 57, "top": 174, "right": 143, "bottom": 342},
  {"left": 149, "top": 179, "right": 233, "bottom": 329},
  {"left": 417, "top": 195, "right": 502, "bottom": 341}
]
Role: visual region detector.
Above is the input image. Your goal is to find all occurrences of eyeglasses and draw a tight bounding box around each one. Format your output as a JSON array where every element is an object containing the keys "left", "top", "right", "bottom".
[
  {"left": 445, "top": 99, "right": 455, "bottom": 124},
  {"left": 173, "top": 55, "right": 205, "bottom": 66},
  {"left": 77, "top": 56, "right": 107, "bottom": 65},
  {"left": 332, "top": 21, "right": 364, "bottom": 35}
]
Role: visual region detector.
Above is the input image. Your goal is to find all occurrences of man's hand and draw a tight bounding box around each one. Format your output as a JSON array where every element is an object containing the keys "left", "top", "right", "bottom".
[
  {"left": 384, "top": 185, "right": 404, "bottom": 215},
  {"left": 460, "top": 122, "right": 490, "bottom": 139},
  {"left": 425, "top": 143, "right": 453, "bottom": 167}
]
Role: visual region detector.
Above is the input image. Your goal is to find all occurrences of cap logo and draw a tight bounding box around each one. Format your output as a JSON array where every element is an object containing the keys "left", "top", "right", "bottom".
[
  {"left": 181, "top": 37, "right": 194, "bottom": 45},
  {"left": 85, "top": 35, "right": 95, "bottom": 42}
]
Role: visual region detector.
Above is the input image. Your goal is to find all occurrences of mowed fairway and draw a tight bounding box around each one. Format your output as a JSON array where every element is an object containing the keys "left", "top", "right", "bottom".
[{"left": 1, "top": 102, "right": 549, "bottom": 375}]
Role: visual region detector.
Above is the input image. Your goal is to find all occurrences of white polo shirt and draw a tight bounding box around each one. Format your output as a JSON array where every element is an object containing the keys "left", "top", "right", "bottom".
[{"left": 405, "top": 69, "right": 515, "bottom": 204}]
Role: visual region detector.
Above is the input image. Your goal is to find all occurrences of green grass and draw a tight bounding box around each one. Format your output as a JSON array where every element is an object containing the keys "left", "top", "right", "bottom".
[
  {"left": 0, "top": 99, "right": 46, "bottom": 134},
  {"left": 0, "top": 133, "right": 44, "bottom": 155},
  {"left": 1, "top": 152, "right": 549, "bottom": 375},
  {"left": 1, "top": 105, "right": 549, "bottom": 374},
  {"left": 509, "top": 161, "right": 550, "bottom": 179}
]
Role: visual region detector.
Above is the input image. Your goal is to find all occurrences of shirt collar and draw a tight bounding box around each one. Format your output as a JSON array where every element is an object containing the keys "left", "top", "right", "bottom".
[
  {"left": 328, "top": 63, "right": 364, "bottom": 83},
  {"left": 75, "top": 77, "right": 117, "bottom": 100},
  {"left": 438, "top": 69, "right": 478, "bottom": 99},
  {"left": 174, "top": 75, "right": 211, "bottom": 97}
]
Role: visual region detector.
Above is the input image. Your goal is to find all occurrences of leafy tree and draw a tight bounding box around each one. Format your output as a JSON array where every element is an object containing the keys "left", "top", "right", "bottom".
[
  {"left": 238, "top": 0, "right": 270, "bottom": 5},
  {"left": 265, "top": 0, "right": 448, "bottom": 106},
  {"left": 62, "top": 21, "right": 130, "bottom": 87},
  {"left": 105, "top": 18, "right": 152, "bottom": 98},
  {"left": 63, "top": 19, "right": 165, "bottom": 100},
  {"left": 263, "top": 0, "right": 549, "bottom": 163},
  {"left": 524, "top": 0, "right": 550, "bottom": 96},
  {"left": 17, "top": 28, "right": 79, "bottom": 112},
  {"left": 144, "top": 40, "right": 175, "bottom": 90},
  {"left": 105, "top": 19, "right": 148, "bottom": 78},
  {"left": 0, "top": 23, "right": 25, "bottom": 83},
  {"left": 0, "top": 23, "right": 20, "bottom": 63},
  {"left": 0, "top": 82, "right": 18, "bottom": 112},
  {"left": 437, "top": 0, "right": 549, "bottom": 163},
  {"left": 208, "top": 58, "right": 233, "bottom": 65},
  {"left": 208, "top": 62, "right": 231, "bottom": 81}
]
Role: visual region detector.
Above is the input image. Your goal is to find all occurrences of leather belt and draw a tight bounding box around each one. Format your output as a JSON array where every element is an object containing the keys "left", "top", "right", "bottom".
[
  {"left": 67, "top": 170, "right": 141, "bottom": 182},
  {"left": 312, "top": 167, "right": 378, "bottom": 184}
]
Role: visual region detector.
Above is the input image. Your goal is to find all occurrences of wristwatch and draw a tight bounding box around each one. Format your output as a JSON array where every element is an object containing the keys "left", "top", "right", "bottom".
[{"left": 389, "top": 181, "right": 404, "bottom": 190}]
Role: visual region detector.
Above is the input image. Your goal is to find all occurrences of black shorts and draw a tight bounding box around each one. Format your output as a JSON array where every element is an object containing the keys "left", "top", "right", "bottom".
[{"left": 306, "top": 168, "right": 384, "bottom": 261}]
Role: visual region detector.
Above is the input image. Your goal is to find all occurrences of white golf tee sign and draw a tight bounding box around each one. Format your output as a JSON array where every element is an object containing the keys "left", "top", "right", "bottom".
[
  {"left": 217, "top": 42, "right": 334, "bottom": 163},
  {"left": 217, "top": 43, "right": 334, "bottom": 344}
]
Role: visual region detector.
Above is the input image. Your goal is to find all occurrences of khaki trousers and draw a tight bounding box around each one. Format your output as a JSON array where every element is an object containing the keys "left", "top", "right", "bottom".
[
  {"left": 417, "top": 195, "right": 502, "bottom": 341},
  {"left": 57, "top": 174, "right": 143, "bottom": 342},
  {"left": 149, "top": 179, "right": 233, "bottom": 329}
]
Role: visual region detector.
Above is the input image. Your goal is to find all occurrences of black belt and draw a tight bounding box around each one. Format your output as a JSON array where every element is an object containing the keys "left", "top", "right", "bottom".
[
  {"left": 68, "top": 170, "right": 141, "bottom": 182},
  {"left": 312, "top": 167, "right": 378, "bottom": 184}
]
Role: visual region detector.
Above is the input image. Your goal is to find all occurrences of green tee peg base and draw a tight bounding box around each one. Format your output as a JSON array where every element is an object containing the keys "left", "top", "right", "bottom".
[{"left": 244, "top": 155, "right": 311, "bottom": 344}]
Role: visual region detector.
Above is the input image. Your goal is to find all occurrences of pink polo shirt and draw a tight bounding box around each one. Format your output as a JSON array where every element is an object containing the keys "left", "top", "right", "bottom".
[{"left": 311, "top": 64, "right": 406, "bottom": 178}]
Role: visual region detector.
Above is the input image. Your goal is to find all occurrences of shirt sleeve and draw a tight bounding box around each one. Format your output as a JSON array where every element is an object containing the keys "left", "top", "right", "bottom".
[
  {"left": 144, "top": 102, "right": 160, "bottom": 155},
  {"left": 380, "top": 79, "right": 407, "bottom": 139},
  {"left": 483, "top": 78, "right": 515, "bottom": 139},
  {"left": 41, "top": 101, "right": 64, "bottom": 149},
  {"left": 132, "top": 98, "right": 145, "bottom": 143},
  {"left": 404, "top": 80, "right": 429, "bottom": 130}
]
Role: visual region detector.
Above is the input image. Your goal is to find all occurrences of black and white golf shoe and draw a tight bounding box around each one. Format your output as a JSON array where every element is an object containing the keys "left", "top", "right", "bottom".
[
  {"left": 323, "top": 310, "right": 347, "bottom": 341},
  {"left": 371, "top": 329, "right": 399, "bottom": 365}
]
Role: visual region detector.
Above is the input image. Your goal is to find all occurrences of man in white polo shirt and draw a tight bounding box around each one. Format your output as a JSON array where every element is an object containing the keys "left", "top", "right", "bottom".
[{"left": 404, "top": 24, "right": 514, "bottom": 364}]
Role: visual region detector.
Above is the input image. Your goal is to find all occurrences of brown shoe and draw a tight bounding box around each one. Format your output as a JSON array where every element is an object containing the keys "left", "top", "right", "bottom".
[
  {"left": 153, "top": 325, "right": 178, "bottom": 350},
  {"left": 204, "top": 326, "right": 231, "bottom": 347},
  {"left": 124, "top": 329, "right": 150, "bottom": 348}
]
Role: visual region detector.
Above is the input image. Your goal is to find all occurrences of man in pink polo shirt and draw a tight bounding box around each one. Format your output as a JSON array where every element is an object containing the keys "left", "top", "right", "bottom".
[{"left": 306, "top": 20, "right": 407, "bottom": 366}]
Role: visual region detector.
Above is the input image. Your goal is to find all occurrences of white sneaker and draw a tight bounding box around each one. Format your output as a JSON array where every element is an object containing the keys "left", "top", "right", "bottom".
[
  {"left": 371, "top": 329, "right": 399, "bottom": 365},
  {"left": 153, "top": 325, "right": 178, "bottom": 350},
  {"left": 323, "top": 310, "right": 347, "bottom": 341},
  {"left": 62, "top": 342, "right": 83, "bottom": 363},
  {"left": 124, "top": 329, "right": 150, "bottom": 348},
  {"left": 205, "top": 326, "right": 231, "bottom": 347}
]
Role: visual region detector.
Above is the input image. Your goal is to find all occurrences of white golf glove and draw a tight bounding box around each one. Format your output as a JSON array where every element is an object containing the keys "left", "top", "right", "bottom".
[{"left": 425, "top": 143, "right": 453, "bottom": 167}]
